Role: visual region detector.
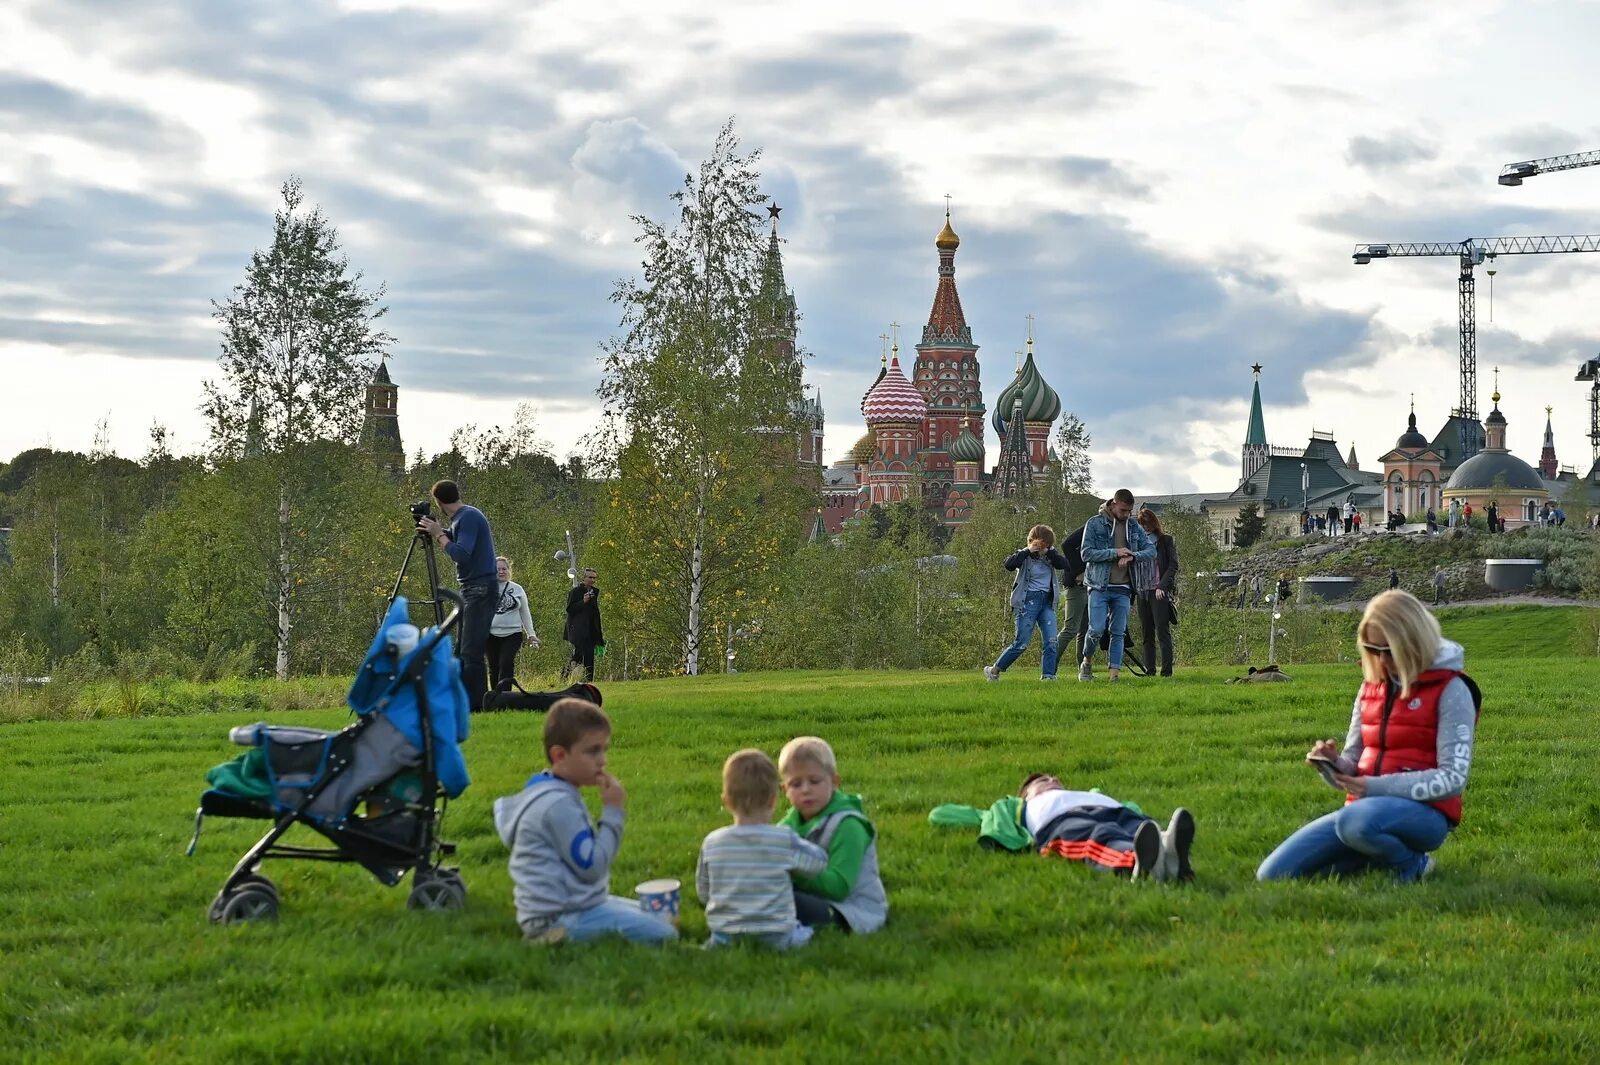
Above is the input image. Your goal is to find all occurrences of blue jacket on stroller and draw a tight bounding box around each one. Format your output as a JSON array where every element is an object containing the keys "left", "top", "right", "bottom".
[{"left": 348, "top": 596, "right": 471, "bottom": 799}]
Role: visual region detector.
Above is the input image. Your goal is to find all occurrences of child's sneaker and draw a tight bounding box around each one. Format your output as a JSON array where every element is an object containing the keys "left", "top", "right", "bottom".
[
  {"left": 1131, "top": 820, "right": 1162, "bottom": 880},
  {"left": 1077, "top": 661, "right": 1093, "bottom": 681},
  {"left": 982, "top": 665, "right": 1000, "bottom": 682},
  {"left": 1162, "top": 807, "right": 1196, "bottom": 882},
  {"left": 523, "top": 924, "right": 567, "bottom": 947},
  {"left": 1040, "top": 674, "right": 1056, "bottom": 682}
]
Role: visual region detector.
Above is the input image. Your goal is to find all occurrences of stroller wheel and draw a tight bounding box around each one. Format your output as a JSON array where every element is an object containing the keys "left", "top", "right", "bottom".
[
  {"left": 213, "top": 884, "right": 280, "bottom": 925},
  {"left": 407, "top": 871, "right": 466, "bottom": 912}
]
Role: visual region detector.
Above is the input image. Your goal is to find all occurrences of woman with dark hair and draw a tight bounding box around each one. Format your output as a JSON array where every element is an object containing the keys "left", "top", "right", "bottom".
[{"left": 1134, "top": 509, "right": 1179, "bottom": 677}]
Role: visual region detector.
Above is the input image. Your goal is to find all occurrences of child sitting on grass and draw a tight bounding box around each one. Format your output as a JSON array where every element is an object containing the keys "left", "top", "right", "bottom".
[
  {"left": 492, "top": 697, "right": 676, "bottom": 945},
  {"left": 696, "top": 749, "right": 829, "bottom": 950},
  {"left": 777, "top": 736, "right": 889, "bottom": 934}
]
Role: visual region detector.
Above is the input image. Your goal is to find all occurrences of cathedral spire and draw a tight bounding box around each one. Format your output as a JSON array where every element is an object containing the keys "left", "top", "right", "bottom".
[
  {"left": 1242, "top": 363, "right": 1268, "bottom": 482},
  {"left": 921, "top": 203, "right": 973, "bottom": 347},
  {"left": 1540, "top": 404, "right": 1559, "bottom": 478}
]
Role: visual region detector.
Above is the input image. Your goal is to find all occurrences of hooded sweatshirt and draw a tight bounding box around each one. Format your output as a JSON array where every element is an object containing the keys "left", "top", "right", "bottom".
[
  {"left": 1080, "top": 501, "right": 1156, "bottom": 592},
  {"left": 1335, "top": 638, "right": 1476, "bottom": 805},
  {"left": 492, "top": 771, "right": 623, "bottom": 929},
  {"left": 779, "top": 791, "right": 888, "bottom": 934}
]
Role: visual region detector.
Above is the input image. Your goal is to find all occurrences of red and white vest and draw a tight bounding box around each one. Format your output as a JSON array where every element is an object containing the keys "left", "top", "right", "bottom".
[{"left": 1351, "top": 669, "right": 1476, "bottom": 825}]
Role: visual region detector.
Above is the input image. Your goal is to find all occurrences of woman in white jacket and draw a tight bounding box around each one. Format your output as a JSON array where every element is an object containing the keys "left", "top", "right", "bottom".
[{"left": 487, "top": 556, "right": 539, "bottom": 690}]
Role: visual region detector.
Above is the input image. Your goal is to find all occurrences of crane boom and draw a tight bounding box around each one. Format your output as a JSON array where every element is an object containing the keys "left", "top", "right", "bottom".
[
  {"left": 1498, "top": 150, "right": 1600, "bottom": 186},
  {"left": 1352, "top": 234, "right": 1600, "bottom": 461}
]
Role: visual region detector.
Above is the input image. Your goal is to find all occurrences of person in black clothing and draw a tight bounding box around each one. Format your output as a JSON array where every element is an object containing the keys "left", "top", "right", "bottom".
[
  {"left": 416, "top": 479, "right": 496, "bottom": 711},
  {"left": 1053, "top": 523, "right": 1090, "bottom": 674},
  {"left": 1388, "top": 567, "right": 1400, "bottom": 590},
  {"left": 1486, "top": 501, "right": 1498, "bottom": 534},
  {"left": 564, "top": 567, "right": 604, "bottom": 681},
  {"left": 1276, "top": 574, "right": 1292, "bottom": 606},
  {"left": 1135, "top": 509, "right": 1179, "bottom": 676}
]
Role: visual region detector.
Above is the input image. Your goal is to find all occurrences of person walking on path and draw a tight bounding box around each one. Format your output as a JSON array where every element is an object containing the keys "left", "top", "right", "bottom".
[
  {"left": 985, "top": 524, "right": 1070, "bottom": 682},
  {"left": 1053, "top": 524, "right": 1091, "bottom": 677},
  {"left": 487, "top": 556, "right": 540, "bottom": 691},
  {"left": 1079, "top": 490, "right": 1156, "bottom": 683},
  {"left": 564, "top": 567, "right": 605, "bottom": 681},
  {"left": 1257, "top": 590, "right": 1481, "bottom": 883},
  {"left": 1134, "top": 509, "right": 1179, "bottom": 677},
  {"left": 1449, "top": 497, "right": 1460, "bottom": 530},
  {"left": 1426, "top": 507, "right": 1437, "bottom": 534},
  {"left": 1326, "top": 504, "right": 1341, "bottom": 538},
  {"left": 1486, "top": 501, "right": 1499, "bottom": 534}
]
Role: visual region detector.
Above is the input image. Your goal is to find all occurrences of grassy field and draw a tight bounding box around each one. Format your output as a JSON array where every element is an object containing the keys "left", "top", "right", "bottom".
[{"left": 6, "top": 657, "right": 1600, "bottom": 1063}]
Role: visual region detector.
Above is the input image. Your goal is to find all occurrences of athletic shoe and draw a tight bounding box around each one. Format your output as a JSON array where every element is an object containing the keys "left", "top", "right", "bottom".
[
  {"left": 523, "top": 924, "right": 567, "bottom": 946},
  {"left": 1417, "top": 854, "right": 1436, "bottom": 881},
  {"left": 982, "top": 665, "right": 1000, "bottom": 682},
  {"left": 1040, "top": 675, "right": 1056, "bottom": 682},
  {"left": 1077, "top": 661, "right": 1093, "bottom": 681},
  {"left": 1162, "top": 807, "right": 1196, "bottom": 882},
  {"left": 1131, "top": 820, "right": 1162, "bottom": 880}
]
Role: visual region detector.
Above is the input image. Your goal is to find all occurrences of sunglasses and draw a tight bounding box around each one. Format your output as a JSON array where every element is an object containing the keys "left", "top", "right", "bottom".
[{"left": 1360, "top": 643, "right": 1393, "bottom": 655}]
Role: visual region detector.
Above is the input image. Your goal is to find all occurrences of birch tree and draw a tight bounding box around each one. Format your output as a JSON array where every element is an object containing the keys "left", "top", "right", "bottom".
[
  {"left": 592, "top": 122, "right": 812, "bottom": 674},
  {"left": 202, "top": 177, "right": 393, "bottom": 679}
]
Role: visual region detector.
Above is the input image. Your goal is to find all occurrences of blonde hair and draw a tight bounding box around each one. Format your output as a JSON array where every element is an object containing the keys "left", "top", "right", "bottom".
[
  {"left": 722, "top": 749, "right": 779, "bottom": 816},
  {"left": 778, "top": 736, "right": 837, "bottom": 778},
  {"left": 1356, "top": 590, "right": 1442, "bottom": 694},
  {"left": 495, "top": 555, "right": 512, "bottom": 574}
]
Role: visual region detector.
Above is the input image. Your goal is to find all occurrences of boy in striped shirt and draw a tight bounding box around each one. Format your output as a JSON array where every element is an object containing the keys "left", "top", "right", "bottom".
[{"left": 696, "top": 749, "right": 828, "bottom": 949}]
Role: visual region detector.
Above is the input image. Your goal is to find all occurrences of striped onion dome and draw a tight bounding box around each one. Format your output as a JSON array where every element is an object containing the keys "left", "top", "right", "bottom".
[
  {"left": 948, "top": 425, "right": 984, "bottom": 463},
  {"left": 991, "top": 350, "right": 1061, "bottom": 435},
  {"left": 862, "top": 355, "right": 928, "bottom": 425}
]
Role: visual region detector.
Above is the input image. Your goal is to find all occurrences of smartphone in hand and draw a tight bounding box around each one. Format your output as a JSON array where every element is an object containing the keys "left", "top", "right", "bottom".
[{"left": 1307, "top": 755, "right": 1342, "bottom": 788}]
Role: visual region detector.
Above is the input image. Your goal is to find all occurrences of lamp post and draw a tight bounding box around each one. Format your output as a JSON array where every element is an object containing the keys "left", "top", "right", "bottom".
[
  {"left": 553, "top": 529, "right": 578, "bottom": 587},
  {"left": 1300, "top": 462, "right": 1308, "bottom": 513}
]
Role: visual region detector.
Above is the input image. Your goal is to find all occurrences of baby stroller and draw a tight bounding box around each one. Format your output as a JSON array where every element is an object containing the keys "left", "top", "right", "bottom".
[{"left": 189, "top": 590, "right": 471, "bottom": 924}]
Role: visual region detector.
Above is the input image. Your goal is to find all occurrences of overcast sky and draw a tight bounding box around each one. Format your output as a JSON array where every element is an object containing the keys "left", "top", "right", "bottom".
[{"left": 5, "top": 0, "right": 1600, "bottom": 494}]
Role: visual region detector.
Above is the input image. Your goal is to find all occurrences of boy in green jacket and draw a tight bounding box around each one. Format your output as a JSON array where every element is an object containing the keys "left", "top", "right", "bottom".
[{"left": 777, "top": 736, "right": 888, "bottom": 934}]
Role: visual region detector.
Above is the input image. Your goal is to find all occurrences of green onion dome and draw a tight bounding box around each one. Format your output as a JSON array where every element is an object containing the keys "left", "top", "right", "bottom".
[
  {"left": 991, "top": 350, "right": 1061, "bottom": 435},
  {"left": 948, "top": 426, "right": 984, "bottom": 464}
]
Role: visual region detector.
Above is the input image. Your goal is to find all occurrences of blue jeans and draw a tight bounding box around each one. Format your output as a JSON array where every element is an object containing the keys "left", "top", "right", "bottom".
[
  {"left": 554, "top": 896, "right": 678, "bottom": 944},
  {"left": 1256, "top": 797, "right": 1450, "bottom": 882},
  {"left": 1084, "top": 586, "right": 1133, "bottom": 670},
  {"left": 706, "top": 925, "right": 813, "bottom": 950},
  {"left": 993, "top": 591, "right": 1060, "bottom": 677}
]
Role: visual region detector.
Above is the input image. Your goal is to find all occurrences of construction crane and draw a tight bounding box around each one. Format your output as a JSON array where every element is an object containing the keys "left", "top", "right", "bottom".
[
  {"left": 1498, "top": 150, "right": 1600, "bottom": 186},
  {"left": 1577, "top": 358, "right": 1600, "bottom": 466},
  {"left": 1500, "top": 149, "right": 1600, "bottom": 474},
  {"left": 1352, "top": 235, "right": 1600, "bottom": 462}
]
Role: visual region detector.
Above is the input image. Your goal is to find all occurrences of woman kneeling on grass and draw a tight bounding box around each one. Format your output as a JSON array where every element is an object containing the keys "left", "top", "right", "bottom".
[{"left": 1257, "top": 590, "right": 1480, "bottom": 883}]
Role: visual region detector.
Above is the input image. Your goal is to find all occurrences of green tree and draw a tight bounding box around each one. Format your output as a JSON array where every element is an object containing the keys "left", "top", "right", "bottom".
[
  {"left": 202, "top": 177, "right": 394, "bottom": 679},
  {"left": 591, "top": 121, "right": 813, "bottom": 675},
  {"left": 1234, "top": 501, "right": 1267, "bottom": 550},
  {"left": 1053, "top": 413, "right": 1094, "bottom": 495}
]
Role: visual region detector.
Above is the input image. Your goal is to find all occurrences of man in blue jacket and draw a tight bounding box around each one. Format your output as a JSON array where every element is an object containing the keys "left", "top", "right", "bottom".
[
  {"left": 417, "top": 479, "right": 496, "bottom": 711},
  {"left": 1078, "top": 489, "right": 1155, "bottom": 682}
]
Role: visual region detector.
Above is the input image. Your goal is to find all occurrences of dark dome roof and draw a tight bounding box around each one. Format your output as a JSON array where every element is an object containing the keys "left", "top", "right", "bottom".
[
  {"left": 948, "top": 426, "right": 984, "bottom": 463},
  {"left": 1446, "top": 450, "right": 1546, "bottom": 492},
  {"left": 1396, "top": 411, "right": 1428, "bottom": 450}
]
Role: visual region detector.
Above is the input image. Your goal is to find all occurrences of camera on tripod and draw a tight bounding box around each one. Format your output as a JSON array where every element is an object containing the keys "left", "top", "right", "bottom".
[{"left": 410, "top": 499, "right": 432, "bottom": 521}]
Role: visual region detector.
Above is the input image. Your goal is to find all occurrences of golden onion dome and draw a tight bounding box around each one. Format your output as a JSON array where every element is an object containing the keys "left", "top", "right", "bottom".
[
  {"left": 850, "top": 430, "right": 876, "bottom": 465},
  {"left": 935, "top": 213, "right": 960, "bottom": 250}
]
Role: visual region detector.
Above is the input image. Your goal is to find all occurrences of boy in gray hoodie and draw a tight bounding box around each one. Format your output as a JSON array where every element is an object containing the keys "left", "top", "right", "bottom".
[{"left": 491, "top": 698, "right": 676, "bottom": 944}]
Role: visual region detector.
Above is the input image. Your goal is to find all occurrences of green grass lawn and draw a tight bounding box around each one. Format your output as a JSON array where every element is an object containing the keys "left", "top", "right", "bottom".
[{"left": 6, "top": 660, "right": 1600, "bottom": 1063}]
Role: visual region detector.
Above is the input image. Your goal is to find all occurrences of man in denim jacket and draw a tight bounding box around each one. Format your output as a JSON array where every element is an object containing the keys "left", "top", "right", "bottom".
[{"left": 1078, "top": 489, "right": 1155, "bottom": 682}]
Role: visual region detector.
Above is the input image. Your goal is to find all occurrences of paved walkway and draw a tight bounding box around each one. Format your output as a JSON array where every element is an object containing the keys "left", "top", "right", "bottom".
[{"left": 1314, "top": 595, "right": 1600, "bottom": 611}]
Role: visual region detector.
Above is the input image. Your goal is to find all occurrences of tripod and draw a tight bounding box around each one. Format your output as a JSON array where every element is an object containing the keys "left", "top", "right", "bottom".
[{"left": 387, "top": 521, "right": 447, "bottom": 630}]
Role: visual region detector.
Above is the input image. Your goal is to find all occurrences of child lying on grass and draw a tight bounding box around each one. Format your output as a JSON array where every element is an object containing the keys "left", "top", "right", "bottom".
[{"left": 931, "top": 773, "right": 1195, "bottom": 882}]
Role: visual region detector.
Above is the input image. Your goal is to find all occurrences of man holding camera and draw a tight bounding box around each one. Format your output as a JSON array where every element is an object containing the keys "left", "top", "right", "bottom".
[
  {"left": 416, "top": 479, "right": 496, "bottom": 711},
  {"left": 564, "top": 567, "right": 604, "bottom": 681}
]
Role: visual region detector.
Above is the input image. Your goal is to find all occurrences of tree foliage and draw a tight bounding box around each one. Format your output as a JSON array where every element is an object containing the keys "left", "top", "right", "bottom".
[
  {"left": 590, "top": 120, "right": 815, "bottom": 675},
  {"left": 1234, "top": 501, "right": 1267, "bottom": 550}
]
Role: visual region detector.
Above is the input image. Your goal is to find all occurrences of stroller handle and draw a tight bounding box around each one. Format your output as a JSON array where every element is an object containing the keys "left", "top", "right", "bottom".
[{"left": 434, "top": 587, "right": 464, "bottom": 633}]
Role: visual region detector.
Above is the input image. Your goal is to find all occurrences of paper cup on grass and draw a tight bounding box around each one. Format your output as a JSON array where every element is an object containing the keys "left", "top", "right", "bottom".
[{"left": 635, "top": 878, "right": 681, "bottom": 924}]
